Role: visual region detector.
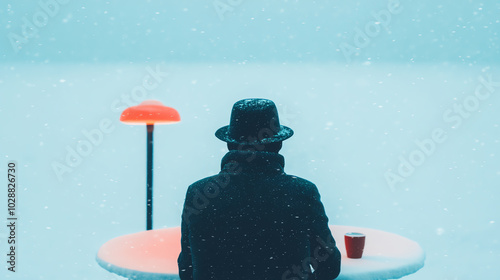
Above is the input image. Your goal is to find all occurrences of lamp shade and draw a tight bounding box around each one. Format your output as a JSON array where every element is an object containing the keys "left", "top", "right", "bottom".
[{"left": 120, "top": 100, "right": 180, "bottom": 125}]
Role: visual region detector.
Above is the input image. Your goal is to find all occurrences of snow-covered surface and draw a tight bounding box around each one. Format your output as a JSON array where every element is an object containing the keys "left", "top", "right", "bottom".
[
  {"left": 1, "top": 63, "right": 499, "bottom": 279},
  {"left": 333, "top": 225, "right": 424, "bottom": 280},
  {"left": 96, "top": 225, "right": 424, "bottom": 280},
  {"left": 97, "top": 227, "right": 180, "bottom": 279}
]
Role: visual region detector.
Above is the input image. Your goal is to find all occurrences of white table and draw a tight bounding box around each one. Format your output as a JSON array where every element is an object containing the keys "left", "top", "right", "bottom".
[
  {"left": 333, "top": 225, "right": 425, "bottom": 279},
  {"left": 96, "top": 225, "right": 425, "bottom": 280}
]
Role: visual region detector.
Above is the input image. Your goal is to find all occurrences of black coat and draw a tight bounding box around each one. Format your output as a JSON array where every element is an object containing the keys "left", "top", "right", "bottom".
[{"left": 178, "top": 151, "right": 341, "bottom": 280}]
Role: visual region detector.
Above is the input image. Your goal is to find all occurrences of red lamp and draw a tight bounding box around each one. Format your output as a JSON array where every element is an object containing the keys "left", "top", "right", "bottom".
[{"left": 120, "top": 100, "right": 181, "bottom": 230}]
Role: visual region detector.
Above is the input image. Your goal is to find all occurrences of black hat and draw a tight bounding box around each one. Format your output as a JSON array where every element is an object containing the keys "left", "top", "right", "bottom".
[{"left": 215, "top": 98, "right": 294, "bottom": 145}]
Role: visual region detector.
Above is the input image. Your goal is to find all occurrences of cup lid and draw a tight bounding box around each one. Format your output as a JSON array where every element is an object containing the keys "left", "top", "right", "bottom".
[{"left": 345, "top": 232, "right": 365, "bottom": 237}]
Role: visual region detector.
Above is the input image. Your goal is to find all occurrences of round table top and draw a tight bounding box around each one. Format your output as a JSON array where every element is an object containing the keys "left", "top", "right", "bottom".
[{"left": 96, "top": 225, "right": 425, "bottom": 280}]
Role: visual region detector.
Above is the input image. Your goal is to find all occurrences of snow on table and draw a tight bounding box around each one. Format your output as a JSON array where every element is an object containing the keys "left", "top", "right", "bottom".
[
  {"left": 332, "top": 225, "right": 425, "bottom": 280},
  {"left": 96, "top": 225, "right": 424, "bottom": 280},
  {"left": 96, "top": 227, "right": 180, "bottom": 280}
]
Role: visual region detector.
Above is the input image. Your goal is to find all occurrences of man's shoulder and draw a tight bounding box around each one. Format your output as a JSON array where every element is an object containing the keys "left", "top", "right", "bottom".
[
  {"left": 282, "top": 173, "right": 316, "bottom": 185},
  {"left": 187, "top": 175, "right": 219, "bottom": 189},
  {"left": 185, "top": 173, "right": 319, "bottom": 197},
  {"left": 279, "top": 174, "right": 320, "bottom": 193}
]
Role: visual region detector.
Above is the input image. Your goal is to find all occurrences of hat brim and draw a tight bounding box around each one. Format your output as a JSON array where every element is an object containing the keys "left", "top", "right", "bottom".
[{"left": 215, "top": 125, "right": 294, "bottom": 145}]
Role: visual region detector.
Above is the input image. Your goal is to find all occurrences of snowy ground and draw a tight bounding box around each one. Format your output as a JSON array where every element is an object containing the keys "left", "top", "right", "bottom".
[{"left": 1, "top": 62, "right": 499, "bottom": 279}]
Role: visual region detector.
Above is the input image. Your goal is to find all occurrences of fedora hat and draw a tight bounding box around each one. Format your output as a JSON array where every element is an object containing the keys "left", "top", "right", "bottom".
[{"left": 215, "top": 98, "right": 294, "bottom": 145}]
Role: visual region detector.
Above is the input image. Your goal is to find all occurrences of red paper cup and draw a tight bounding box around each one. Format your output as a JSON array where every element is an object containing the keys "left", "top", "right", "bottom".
[{"left": 344, "top": 232, "right": 366, "bottom": 259}]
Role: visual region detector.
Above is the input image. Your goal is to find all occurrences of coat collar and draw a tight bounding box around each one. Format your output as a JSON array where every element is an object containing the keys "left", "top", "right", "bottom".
[{"left": 220, "top": 150, "right": 285, "bottom": 174}]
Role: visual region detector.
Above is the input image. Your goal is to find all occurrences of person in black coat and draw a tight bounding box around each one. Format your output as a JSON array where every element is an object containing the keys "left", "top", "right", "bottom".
[{"left": 178, "top": 98, "right": 341, "bottom": 280}]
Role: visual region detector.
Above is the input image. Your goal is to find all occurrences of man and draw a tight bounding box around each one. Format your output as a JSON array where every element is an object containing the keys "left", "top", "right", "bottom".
[{"left": 178, "top": 98, "right": 341, "bottom": 280}]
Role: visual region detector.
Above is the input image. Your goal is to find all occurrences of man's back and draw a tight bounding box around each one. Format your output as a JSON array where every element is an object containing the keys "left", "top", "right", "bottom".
[{"left": 178, "top": 150, "right": 341, "bottom": 280}]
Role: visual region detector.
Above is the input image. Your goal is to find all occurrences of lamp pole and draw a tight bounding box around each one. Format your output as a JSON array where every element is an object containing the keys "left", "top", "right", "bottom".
[{"left": 146, "top": 124, "right": 154, "bottom": 230}]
